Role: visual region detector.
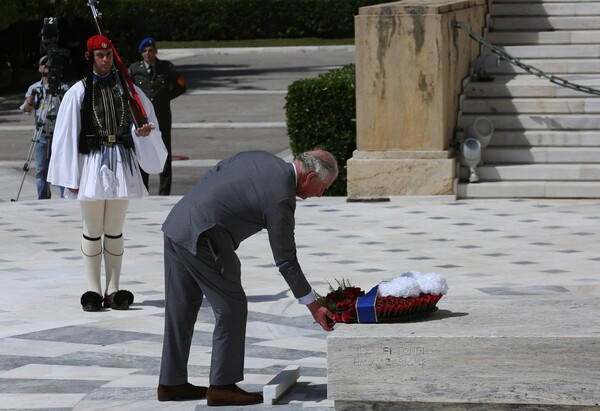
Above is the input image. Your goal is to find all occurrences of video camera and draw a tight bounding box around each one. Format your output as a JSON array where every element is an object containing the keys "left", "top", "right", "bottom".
[{"left": 40, "top": 17, "right": 70, "bottom": 93}]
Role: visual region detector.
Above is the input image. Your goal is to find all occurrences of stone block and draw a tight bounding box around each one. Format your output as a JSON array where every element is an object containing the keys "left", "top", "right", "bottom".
[
  {"left": 350, "top": 0, "right": 487, "bottom": 198},
  {"left": 347, "top": 152, "right": 456, "bottom": 198},
  {"left": 327, "top": 296, "right": 600, "bottom": 409},
  {"left": 263, "top": 365, "right": 301, "bottom": 405}
]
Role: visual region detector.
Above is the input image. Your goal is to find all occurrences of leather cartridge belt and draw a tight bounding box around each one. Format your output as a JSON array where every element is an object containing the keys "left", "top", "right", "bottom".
[
  {"left": 83, "top": 133, "right": 134, "bottom": 151},
  {"left": 97, "top": 134, "right": 129, "bottom": 145}
]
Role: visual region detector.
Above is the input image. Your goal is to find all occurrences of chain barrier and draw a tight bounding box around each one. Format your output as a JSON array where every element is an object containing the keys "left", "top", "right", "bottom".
[{"left": 452, "top": 20, "right": 600, "bottom": 97}]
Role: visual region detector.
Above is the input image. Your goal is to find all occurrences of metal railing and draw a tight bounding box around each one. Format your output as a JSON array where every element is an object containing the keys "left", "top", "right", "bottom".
[{"left": 453, "top": 20, "right": 600, "bottom": 97}]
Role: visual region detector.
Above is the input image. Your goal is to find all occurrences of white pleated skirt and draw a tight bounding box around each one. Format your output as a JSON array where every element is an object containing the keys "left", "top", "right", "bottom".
[{"left": 70, "top": 144, "right": 149, "bottom": 201}]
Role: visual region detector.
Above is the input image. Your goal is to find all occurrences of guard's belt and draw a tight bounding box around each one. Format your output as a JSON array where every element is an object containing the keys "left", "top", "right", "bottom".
[
  {"left": 97, "top": 134, "right": 129, "bottom": 145},
  {"left": 83, "top": 133, "right": 134, "bottom": 151}
]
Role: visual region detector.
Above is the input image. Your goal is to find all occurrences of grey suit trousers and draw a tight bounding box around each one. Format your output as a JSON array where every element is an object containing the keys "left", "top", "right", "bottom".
[{"left": 159, "top": 226, "right": 248, "bottom": 386}]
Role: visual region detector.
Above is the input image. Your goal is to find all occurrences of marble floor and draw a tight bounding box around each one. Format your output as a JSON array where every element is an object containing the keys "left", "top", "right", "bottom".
[{"left": 1, "top": 195, "right": 599, "bottom": 410}]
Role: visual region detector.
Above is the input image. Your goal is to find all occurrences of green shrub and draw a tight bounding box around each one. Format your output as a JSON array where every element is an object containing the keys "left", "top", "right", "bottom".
[
  {"left": 2, "top": 0, "right": 383, "bottom": 72},
  {"left": 93, "top": 0, "right": 382, "bottom": 61},
  {"left": 285, "top": 64, "right": 356, "bottom": 196}
]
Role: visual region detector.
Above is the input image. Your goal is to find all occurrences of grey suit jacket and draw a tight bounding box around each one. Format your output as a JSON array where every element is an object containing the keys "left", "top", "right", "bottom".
[{"left": 162, "top": 150, "right": 311, "bottom": 298}]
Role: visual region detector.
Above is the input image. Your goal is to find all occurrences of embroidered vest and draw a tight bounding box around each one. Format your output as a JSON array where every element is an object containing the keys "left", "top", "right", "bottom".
[{"left": 79, "top": 77, "right": 134, "bottom": 153}]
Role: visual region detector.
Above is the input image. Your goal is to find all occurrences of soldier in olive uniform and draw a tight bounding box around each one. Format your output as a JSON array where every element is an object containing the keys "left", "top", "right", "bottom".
[{"left": 129, "top": 37, "right": 186, "bottom": 195}]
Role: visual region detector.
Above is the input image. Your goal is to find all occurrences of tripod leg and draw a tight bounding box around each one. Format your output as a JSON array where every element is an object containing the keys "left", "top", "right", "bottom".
[
  {"left": 43, "top": 135, "right": 52, "bottom": 199},
  {"left": 12, "top": 127, "right": 42, "bottom": 202}
]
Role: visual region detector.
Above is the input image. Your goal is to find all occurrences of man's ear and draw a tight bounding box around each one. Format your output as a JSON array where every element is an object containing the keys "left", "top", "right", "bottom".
[
  {"left": 306, "top": 171, "right": 318, "bottom": 183},
  {"left": 85, "top": 51, "right": 90, "bottom": 60}
]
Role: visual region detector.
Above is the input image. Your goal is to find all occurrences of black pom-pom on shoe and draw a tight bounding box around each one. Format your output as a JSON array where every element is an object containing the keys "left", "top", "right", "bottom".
[
  {"left": 104, "top": 290, "right": 134, "bottom": 310},
  {"left": 81, "top": 291, "right": 103, "bottom": 312}
]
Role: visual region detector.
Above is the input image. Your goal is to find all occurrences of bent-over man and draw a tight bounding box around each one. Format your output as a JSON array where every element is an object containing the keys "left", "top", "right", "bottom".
[{"left": 157, "top": 149, "right": 338, "bottom": 406}]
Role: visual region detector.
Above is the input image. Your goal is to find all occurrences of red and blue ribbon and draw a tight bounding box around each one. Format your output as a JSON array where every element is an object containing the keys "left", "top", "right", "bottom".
[{"left": 355, "top": 285, "right": 379, "bottom": 323}]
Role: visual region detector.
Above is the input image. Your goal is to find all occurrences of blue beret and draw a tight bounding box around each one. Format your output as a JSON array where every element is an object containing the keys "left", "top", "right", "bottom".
[{"left": 138, "top": 37, "right": 156, "bottom": 54}]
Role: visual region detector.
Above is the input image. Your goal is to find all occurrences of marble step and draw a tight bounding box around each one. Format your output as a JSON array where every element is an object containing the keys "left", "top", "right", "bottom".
[
  {"left": 461, "top": 97, "right": 600, "bottom": 114},
  {"left": 487, "top": 30, "right": 600, "bottom": 45},
  {"left": 456, "top": 130, "right": 600, "bottom": 146},
  {"left": 490, "top": 16, "right": 600, "bottom": 30},
  {"left": 493, "top": 0, "right": 600, "bottom": 3},
  {"left": 497, "top": 44, "right": 600, "bottom": 59},
  {"left": 468, "top": 163, "right": 600, "bottom": 180},
  {"left": 487, "top": 59, "right": 600, "bottom": 75},
  {"left": 480, "top": 146, "right": 600, "bottom": 163},
  {"left": 458, "top": 113, "right": 600, "bottom": 130},
  {"left": 491, "top": 3, "right": 600, "bottom": 16},
  {"left": 457, "top": 180, "right": 600, "bottom": 198},
  {"left": 464, "top": 76, "right": 600, "bottom": 98}
]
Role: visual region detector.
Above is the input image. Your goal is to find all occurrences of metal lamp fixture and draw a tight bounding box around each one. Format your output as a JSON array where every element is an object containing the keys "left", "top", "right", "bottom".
[
  {"left": 470, "top": 52, "right": 499, "bottom": 82},
  {"left": 467, "top": 117, "right": 494, "bottom": 149},
  {"left": 460, "top": 138, "right": 482, "bottom": 183},
  {"left": 466, "top": 117, "right": 493, "bottom": 166}
]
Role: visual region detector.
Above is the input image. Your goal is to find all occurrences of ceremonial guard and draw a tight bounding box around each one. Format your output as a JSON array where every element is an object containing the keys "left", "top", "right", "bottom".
[
  {"left": 48, "top": 34, "right": 167, "bottom": 312},
  {"left": 129, "top": 37, "right": 186, "bottom": 195}
]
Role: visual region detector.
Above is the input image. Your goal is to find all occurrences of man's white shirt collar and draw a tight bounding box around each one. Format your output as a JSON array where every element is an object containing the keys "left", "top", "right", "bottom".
[{"left": 292, "top": 162, "right": 298, "bottom": 186}]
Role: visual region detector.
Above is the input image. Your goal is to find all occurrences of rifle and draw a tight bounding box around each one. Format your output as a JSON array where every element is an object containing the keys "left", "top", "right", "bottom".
[{"left": 86, "top": 0, "right": 148, "bottom": 129}]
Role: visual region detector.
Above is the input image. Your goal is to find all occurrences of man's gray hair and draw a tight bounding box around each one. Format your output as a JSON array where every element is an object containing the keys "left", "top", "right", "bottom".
[{"left": 296, "top": 150, "right": 338, "bottom": 182}]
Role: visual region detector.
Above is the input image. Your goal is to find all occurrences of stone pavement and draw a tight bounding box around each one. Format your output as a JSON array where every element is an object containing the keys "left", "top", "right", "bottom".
[
  {"left": 1, "top": 47, "right": 599, "bottom": 410},
  {"left": 2, "top": 191, "right": 599, "bottom": 410}
]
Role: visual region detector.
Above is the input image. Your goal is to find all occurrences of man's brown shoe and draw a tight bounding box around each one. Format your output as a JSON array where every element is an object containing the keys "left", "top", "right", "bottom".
[
  {"left": 207, "top": 384, "right": 263, "bottom": 406},
  {"left": 157, "top": 382, "right": 207, "bottom": 401}
]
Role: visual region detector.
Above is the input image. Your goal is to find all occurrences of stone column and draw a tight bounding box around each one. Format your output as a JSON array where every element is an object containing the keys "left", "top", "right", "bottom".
[{"left": 347, "top": 0, "right": 486, "bottom": 199}]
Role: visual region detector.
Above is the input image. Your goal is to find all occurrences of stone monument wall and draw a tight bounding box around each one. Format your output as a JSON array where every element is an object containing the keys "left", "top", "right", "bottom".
[{"left": 347, "top": 0, "right": 487, "bottom": 198}]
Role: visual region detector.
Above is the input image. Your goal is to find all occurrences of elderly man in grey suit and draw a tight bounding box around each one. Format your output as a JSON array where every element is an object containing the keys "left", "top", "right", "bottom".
[{"left": 156, "top": 149, "right": 338, "bottom": 405}]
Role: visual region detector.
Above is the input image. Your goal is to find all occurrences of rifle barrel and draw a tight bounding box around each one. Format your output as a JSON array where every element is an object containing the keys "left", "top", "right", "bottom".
[{"left": 86, "top": 0, "right": 148, "bottom": 129}]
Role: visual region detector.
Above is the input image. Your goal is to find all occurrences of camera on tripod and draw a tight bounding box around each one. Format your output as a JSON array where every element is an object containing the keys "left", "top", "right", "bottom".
[
  {"left": 11, "top": 17, "right": 72, "bottom": 202},
  {"left": 40, "top": 17, "right": 70, "bottom": 93}
]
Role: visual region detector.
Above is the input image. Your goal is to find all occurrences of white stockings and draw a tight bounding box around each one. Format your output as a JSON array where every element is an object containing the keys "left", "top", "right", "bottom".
[{"left": 80, "top": 200, "right": 129, "bottom": 296}]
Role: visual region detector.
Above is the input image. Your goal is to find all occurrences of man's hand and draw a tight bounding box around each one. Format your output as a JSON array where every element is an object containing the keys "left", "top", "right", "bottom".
[
  {"left": 307, "top": 300, "right": 334, "bottom": 331},
  {"left": 135, "top": 123, "right": 155, "bottom": 137},
  {"left": 24, "top": 95, "right": 35, "bottom": 112}
]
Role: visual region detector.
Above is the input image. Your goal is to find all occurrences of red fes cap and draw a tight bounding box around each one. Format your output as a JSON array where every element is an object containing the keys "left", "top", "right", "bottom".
[{"left": 86, "top": 34, "right": 113, "bottom": 52}]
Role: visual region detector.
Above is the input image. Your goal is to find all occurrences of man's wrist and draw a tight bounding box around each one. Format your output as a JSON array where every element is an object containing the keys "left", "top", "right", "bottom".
[{"left": 298, "top": 290, "right": 317, "bottom": 305}]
